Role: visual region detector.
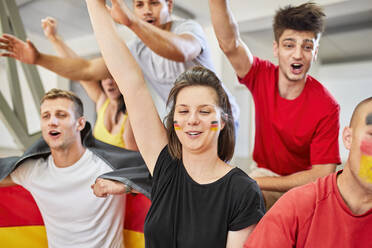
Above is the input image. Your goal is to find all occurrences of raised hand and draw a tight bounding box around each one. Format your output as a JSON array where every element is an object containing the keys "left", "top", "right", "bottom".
[
  {"left": 0, "top": 34, "right": 39, "bottom": 64},
  {"left": 91, "top": 178, "right": 129, "bottom": 197},
  {"left": 108, "top": 0, "right": 135, "bottom": 27},
  {"left": 41, "top": 17, "right": 58, "bottom": 39}
]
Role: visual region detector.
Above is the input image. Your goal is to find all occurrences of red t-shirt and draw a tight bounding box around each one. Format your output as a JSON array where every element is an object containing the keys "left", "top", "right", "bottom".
[
  {"left": 245, "top": 171, "right": 372, "bottom": 248},
  {"left": 239, "top": 57, "right": 341, "bottom": 175}
]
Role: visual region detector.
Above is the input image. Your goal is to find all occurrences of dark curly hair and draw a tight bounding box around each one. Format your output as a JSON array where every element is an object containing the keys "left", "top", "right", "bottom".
[{"left": 273, "top": 2, "right": 326, "bottom": 42}]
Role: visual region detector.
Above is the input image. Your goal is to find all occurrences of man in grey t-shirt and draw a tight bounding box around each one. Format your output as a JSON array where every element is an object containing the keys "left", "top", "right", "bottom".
[{"left": 0, "top": 0, "right": 239, "bottom": 129}]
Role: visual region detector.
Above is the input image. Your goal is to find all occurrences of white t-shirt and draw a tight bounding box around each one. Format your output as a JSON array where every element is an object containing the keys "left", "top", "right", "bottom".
[
  {"left": 11, "top": 149, "right": 124, "bottom": 248},
  {"left": 128, "top": 19, "right": 240, "bottom": 126}
]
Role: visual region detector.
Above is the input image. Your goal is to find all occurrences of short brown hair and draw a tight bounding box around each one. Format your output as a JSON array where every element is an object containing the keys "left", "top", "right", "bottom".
[
  {"left": 41, "top": 88, "right": 84, "bottom": 118},
  {"left": 273, "top": 2, "right": 325, "bottom": 42},
  {"left": 165, "top": 66, "right": 235, "bottom": 162}
]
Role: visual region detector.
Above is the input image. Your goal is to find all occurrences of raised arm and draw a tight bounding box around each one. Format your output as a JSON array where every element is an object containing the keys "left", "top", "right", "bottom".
[
  {"left": 209, "top": 0, "right": 253, "bottom": 78},
  {"left": 0, "top": 34, "right": 109, "bottom": 81},
  {"left": 108, "top": 0, "right": 201, "bottom": 62},
  {"left": 41, "top": 17, "right": 103, "bottom": 103},
  {"left": 86, "top": 0, "right": 167, "bottom": 175}
]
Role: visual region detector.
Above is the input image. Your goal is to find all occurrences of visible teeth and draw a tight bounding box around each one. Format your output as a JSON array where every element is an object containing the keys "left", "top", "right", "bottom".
[{"left": 188, "top": 132, "right": 200, "bottom": 135}]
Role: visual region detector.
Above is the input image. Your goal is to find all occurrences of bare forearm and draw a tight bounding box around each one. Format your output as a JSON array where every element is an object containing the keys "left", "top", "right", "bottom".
[
  {"left": 46, "top": 34, "right": 103, "bottom": 102},
  {"left": 255, "top": 164, "right": 337, "bottom": 192},
  {"left": 86, "top": 0, "right": 167, "bottom": 174},
  {"left": 208, "top": 0, "right": 253, "bottom": 77},
  {"left": 209, "top": 0, "right": 241, "bottom": 53},
  {"left": 129, "top": 18, "right": 201, "bottom": 62},
  {"left": 47, "top": 35, "right": 79, "bottom": 58},
  {"left": 36, "top": 53, "right": 109, "bottom": 81},
  {"left": 86, "top": 1, "right": 143, "bottom": 95}
]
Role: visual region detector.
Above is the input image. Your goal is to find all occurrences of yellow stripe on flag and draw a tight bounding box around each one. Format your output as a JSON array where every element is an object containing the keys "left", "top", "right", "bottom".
[
  {"left": 124, "top": 229, "right": 145, "bottom": 248},
  {"left": 0, "top": 225, "right": 48, "bottom": 248},
  {"left": 0, "top": 226, "right": 145, "bottom": 248}
]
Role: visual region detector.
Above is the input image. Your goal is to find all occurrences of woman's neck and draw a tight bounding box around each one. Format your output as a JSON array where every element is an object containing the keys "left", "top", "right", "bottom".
[{"left": 182, "top": 147, "right": 231, "bottom": 184}]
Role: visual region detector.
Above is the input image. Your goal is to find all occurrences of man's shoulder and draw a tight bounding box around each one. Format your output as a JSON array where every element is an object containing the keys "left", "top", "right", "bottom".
[
  {"left": 306, "top": 76, "right": 339, "bottom": 109},
  {"left": 239, "top": 56, "right": 276, "bottom": 83},
  {"left": 280, "top": 173, "right": 335, "bottom": 213}
]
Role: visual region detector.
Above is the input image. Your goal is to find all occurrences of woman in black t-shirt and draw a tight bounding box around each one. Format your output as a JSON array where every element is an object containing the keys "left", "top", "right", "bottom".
[{"left": 87, "top": 1, "right": 265, "bottom": 247}]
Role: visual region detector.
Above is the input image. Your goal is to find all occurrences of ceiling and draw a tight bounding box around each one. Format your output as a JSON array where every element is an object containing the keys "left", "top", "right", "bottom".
[{"left": 14, "top": 0, "right": 372, "bottom": 64}]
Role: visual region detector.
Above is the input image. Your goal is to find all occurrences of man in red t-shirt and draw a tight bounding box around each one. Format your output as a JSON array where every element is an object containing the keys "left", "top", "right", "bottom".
[
  {"left": 209, "top": 2, "right": 340, "bottom": 208},
  {"left": 244, "top": 97, "right": 372, "bottom": 248}
]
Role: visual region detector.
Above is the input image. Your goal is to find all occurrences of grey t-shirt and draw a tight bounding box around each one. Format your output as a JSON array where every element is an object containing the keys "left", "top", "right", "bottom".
[{"left": 127, "top": 19, "right": 240, "bottom": 126}]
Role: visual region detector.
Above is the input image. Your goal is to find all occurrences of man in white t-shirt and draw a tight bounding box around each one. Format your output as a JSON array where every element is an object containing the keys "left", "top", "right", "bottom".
[{"left": 0, "top": 89, "right": 125, "bottom": 248}]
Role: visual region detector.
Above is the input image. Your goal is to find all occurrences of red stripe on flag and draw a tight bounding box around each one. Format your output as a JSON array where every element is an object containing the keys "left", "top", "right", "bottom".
[
  {"left": 124, "top": 194, "right": 151, "bottom": 233},
  {"left": 0, "top": 186, "right": 151, "bottom": 235},
  {"left": 0, "top": 186, "right": 44, "bottom": 227}
]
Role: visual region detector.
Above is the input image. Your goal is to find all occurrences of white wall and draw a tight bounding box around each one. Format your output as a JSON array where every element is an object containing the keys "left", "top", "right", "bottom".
[{"left": 318, "top": 60, "right": 372, "bottom": 162}]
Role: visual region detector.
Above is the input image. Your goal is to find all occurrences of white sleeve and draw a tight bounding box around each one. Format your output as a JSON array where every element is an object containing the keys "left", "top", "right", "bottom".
[
  {"left": 174, "top": 19, "right": 207, "bottom": 52},
  {"left": 10, "top": 158, "right": 38, "bottom": 187}
]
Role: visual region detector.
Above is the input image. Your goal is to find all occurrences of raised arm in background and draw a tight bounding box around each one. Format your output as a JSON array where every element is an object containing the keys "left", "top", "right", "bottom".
[
  {"left": 41, "top": 17, "right": 138, "bottom": 151},
  {"left": 108, "top": 0, "right": 201, "bottom": 62},
  {"left": 86, "top": 0, "right": 167, "bottom": 175},
  {"left": 0, "top": 34, "right": 109, "bottom": 81},
  {"left": 41, "top": 17, "right": 103, "bottom": 104},
  {"left": 208, "top": 0, "right": 253, "bottom": 78}
]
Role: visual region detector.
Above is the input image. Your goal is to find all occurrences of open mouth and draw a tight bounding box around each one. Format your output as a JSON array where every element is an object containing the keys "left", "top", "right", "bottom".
[
  {"left": 186, "top": 131, "right": 202, "bottom": 137},
  {"left": 291, "top": 63, "right": 303, "bottom": 70},
  {"left": 49, "top": 130, "right": 61, "bottom": 137},
  {"left": 145, "top": 19, "right": 155, "bottom": 24}
]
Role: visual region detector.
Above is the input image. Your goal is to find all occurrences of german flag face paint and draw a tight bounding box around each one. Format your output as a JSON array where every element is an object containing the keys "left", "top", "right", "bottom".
[
  {"left": 358, "top": 112, "right": 372, "bottom": 184},
  {"left": 359, "top": 139, "right": 372, "bottom": 184},
  {"left": 210, "top": 121, "right": 218, "bottom": 131},
  {"left": 174, "top": 121, "right": 181, "bottom": 131}
]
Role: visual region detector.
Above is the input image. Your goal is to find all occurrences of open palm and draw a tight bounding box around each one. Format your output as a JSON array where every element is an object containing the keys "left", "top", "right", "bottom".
[{"left": 0, "top": 34, "right": 39, "bottom": 64}]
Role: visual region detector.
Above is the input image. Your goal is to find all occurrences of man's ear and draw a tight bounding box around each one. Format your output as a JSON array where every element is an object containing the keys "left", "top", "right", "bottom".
[
  {"left": 77, "top": 117, "right": 86, "bottom": 132},
  {"left": 342, "top": 126, "right": 352, "bottom": 150},
  {"left": 273, "top": 40, "right": 278, "bottom": 58}
]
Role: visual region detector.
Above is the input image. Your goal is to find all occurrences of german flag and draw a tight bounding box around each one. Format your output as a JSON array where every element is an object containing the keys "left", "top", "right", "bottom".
[
  {"left": 0, "top": 186, "right": 151, "bottom": 248},
  {"left": 359, "top": 140, "right": 372, "bottom": 184},
  {"left": 174, "top": 121, "right": 181, "bottom": 131},
  {"left": 210, "top": 121, "right": 218, "bottom": 131}
]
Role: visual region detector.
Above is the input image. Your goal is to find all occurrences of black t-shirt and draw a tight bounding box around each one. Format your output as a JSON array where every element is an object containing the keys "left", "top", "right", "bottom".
[{"left": 144, "top": 146, "right": 265, "bottom": 248}]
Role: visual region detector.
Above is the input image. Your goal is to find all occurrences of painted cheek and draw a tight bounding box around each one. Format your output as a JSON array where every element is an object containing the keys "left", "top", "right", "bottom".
[
  {"left": 210, "top": 121, "right": 218, "bottom": 131},
  {"left": 358, "top": 139, "right": 372, "bottom": 184},
  {"left": 174, "top": 121, "right": 181, "bottom": 131}
]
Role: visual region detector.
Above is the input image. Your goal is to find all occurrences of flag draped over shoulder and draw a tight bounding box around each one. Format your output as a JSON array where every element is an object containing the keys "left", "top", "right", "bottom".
[
  {"left": 0, "top": 186, "right": 151, "bottom": 248},
  {"left": 0, "top": 123, "right": 152, "bottom": 248}
]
